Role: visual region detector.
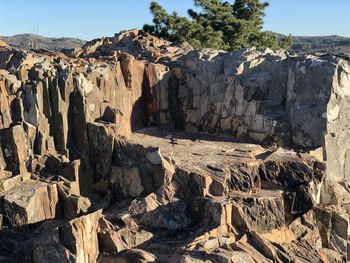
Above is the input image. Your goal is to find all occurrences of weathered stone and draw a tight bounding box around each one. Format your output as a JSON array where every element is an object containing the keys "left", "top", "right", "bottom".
[
  {"left": 209, "top": 247, "right": 257, "bottom": 263},
  {"left": 0, "top": 173, "right": 29, "bottom": 192},
  {"left": 0, "top": 83, "right": 11, "bottom": 129},
  {"left": 62, "top": 159, "right": 82, "bottom": 195},
  {"left": 169, "top": 49, "right": 350, "bottom": 185},
  {"left": 5, "top": 124, "right": 29, "bottom": 174},
  {"left": 119, "top": 227, "right": 153, "bottom": 248},
  {"left": 314, "top": 206, "right": 348, "bottom": 261},
  {"left": 132, "top": 196, "right": 192, "bottom": 231},
  {"left": 231, "top": 191, "right": 285, "bottom": 233},
  {"left": 59, "top": 210, "right": 102, "bottom": 263},
  {"left": 62, "top": 160, "right": 80, "bottom": 180},
  {"left": 283, "top": 184, "right": 315, "bottom": 222},
  {"left": 1, "top": 179, "right": 58, "bottom": 225},
  {"left": 100, "top": 106, "right": 122, "bottom": 124},
  {"left": 98, "top": 218, "right": 129, "bottom": 253},
  {"left": 58, "top": 182, "right": 91, "bottom": 220},
  {"left": 38, "top": 154, "right": 65, "bottom": 176},
  {"left": 319, "top": 248, "right": 343, "bottom": 263},
  {"left": 99, "top": 249, "right": 157, "bottom": 263},
  {"left": 110, "top": 166, "right": 144, "bottom": 197},
  {"left": 87, "top": 122, "right": 114, "bottom": 193},
  {"left": 79, "top": 29, "right": 193, "bottom": 63},
  {"left": 32, "top": 231, "right": 75, "bottom": 263},
  {"left": 98, "top": 229, "right": 129, "bottom": 253},
  {"left": 248, "top": 231, "right": 278, "bottom": 261}
]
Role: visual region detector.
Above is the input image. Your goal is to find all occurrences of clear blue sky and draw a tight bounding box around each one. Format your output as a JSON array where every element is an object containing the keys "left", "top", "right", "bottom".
[{"left": 0, "top": 0, "right": 348, "bottom": 40}]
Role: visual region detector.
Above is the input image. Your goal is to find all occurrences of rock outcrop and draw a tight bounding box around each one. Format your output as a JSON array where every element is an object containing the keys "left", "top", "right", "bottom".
[
  {"left": 0, "top": 30, "right": 350, "bottom": 262},
  {"left": 170, "top": 49, "right": 350, "bottom": 183}
]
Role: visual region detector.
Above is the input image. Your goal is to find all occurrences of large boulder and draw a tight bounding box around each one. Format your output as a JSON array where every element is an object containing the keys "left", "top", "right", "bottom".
[{"left": 1, "top": 179, "right": 59, "bottom": 225}]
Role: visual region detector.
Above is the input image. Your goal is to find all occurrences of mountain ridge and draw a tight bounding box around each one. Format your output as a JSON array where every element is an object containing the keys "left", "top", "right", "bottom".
[
  {"left": 0, "top": 33, "right": 86, "bottom": 51},
  {"left": 276, "top": 33, "right": 350, "bottom": 54},
  {"left": 1, "top": 32, "right": 350, "bottom": 54}
]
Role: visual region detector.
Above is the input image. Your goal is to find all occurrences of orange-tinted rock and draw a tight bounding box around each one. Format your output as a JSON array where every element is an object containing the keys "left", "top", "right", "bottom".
[
  {"left": 2, "top": 179, "right": 59, "bottom": 225},
  {"left": 0, "top": 40, "right": 9, "bottom": 48}
]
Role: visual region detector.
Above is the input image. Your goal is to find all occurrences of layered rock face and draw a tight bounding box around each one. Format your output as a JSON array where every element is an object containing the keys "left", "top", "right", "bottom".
[
  {"left": 170, "top": 49, "right": 350, "bottom": 183},
  {"left": 0, "top": 30, "right": 349, "bottom": 262}
]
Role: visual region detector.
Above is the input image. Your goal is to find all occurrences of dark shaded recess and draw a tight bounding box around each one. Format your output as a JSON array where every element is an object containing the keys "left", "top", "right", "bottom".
[
  {"left": 47, "top": 77, "right": 66, "bottom": 154},
  {"left": 67, "top": 89, "right": 88, "bottom": 159},
  {"left": 66, "top": 89, "right": 93, "bottom": 195},
  {"left": 168, "top": 74, "right": 186, "bottom": 129},
  {"left": 130, "top": 71, "right": 147, "bottom": 131},
  {"left": 10, "top": 97, "right": 23, "bottom": 122},
  {"left": 130, "top": 96, "right": 146, "bottom": 132}
]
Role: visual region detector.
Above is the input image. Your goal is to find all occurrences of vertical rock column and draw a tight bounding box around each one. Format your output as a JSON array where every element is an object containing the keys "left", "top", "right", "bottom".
[{"left": 325, "top": 60, "right": 350, "bottom": 182}]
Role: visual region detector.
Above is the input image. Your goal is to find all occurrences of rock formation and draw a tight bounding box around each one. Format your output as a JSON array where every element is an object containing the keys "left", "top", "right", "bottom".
[{"left": 0, "top": 29, "right": 350, "bottom": 262}]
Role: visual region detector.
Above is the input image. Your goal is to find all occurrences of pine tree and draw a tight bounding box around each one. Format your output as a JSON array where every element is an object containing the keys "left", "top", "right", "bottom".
[{"left": 143, "top": 0, "right": 292, "bottom": 51}]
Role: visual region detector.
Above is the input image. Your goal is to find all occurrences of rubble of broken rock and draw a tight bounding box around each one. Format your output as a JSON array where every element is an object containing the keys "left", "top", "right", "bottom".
[{"left": 0, "top": 30, "right": 350, "bottom": 262}]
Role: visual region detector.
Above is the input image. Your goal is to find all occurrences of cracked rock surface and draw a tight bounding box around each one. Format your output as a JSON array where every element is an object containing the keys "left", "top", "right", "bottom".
[{"left": 0, "top": 30, "right": 350, "bottom": 262}]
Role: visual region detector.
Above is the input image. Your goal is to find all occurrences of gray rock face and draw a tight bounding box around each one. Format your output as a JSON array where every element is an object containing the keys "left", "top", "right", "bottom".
[
  {"left": 166, "top": 49, "right": 350, "bottom": 184},
  {"left": 0, "top": 30, "right": 350, "bottom": 262}
]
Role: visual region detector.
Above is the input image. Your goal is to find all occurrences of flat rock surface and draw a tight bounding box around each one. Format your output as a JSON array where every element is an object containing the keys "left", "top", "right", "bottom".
[
  {"left": 130, "top": 127, "right": 304, "bottom": 167},
  {"left": 129, "top": 127, "right": 314, "bottom": 192}
]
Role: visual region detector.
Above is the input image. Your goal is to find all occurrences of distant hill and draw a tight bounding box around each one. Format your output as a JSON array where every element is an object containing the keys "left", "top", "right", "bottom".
[
  {"left": 1, "top": 33, "right": 350, "bottom": 55},
  {"left": 278, "top": 34, "right": 350, "bottom": 54},
  {"left": 0, "top": 34, "right": 85, "bottom": 51}
]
